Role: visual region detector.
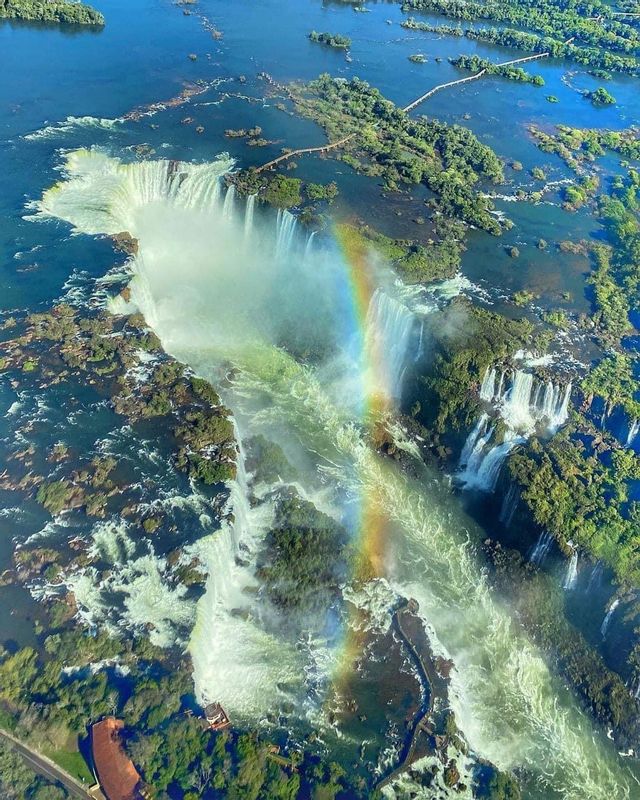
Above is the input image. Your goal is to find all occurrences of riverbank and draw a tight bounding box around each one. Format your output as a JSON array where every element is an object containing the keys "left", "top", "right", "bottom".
[{"left": 0, "top": 0, "right": 104, "bottom": 26}]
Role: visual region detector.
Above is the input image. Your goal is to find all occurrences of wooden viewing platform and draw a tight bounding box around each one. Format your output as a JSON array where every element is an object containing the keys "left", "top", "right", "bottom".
[{"left": 204, "top": 702, "right": 231, "bottom": 731}]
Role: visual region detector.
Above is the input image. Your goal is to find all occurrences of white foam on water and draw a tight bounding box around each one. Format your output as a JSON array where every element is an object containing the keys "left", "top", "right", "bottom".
[
  {"left": 88, "top": 518, "right": 136, "bottom": 565},
  {"left": 64, "top": 518, "right": 196, "bottom": 648},
  {"left": 342, "top": 578, "right": 397, "bottom": 635},
  {"left": 23, "top": 115, "right": 120, "bottom": 141}
]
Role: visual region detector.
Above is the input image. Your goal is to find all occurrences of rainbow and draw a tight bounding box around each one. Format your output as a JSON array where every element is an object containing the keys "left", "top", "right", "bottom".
[
  {"left": 334, "top": 221, "right": 398, "bottom": 580},
  {"left": 328, "top": 223, "right": 398, "bottom": 704}
]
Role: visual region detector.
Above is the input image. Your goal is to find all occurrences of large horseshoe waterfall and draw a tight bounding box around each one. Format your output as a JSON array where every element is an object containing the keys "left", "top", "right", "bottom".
[{"left": 32, "top": 150, "right": 635, "bottom": 800}]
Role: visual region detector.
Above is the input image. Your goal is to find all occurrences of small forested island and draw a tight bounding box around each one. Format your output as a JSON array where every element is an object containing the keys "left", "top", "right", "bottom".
[
  {"left": 529, "top": 123, "right": 640, "bottom": 170},
  {"left": 0, "top": 0, "right": 104, "bottom": 25},
  {"left": 450, "top": 54, "right": 545, "bottom": 85},
  {"left": 308, "top": 30, "right": 351, "bottom": 48},
  {"left": 586, "top": 86, "right": 617, "bottom": 106}
]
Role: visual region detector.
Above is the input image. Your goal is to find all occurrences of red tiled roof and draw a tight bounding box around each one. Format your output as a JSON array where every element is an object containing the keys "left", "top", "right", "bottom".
[{"left": 91, "top": 718, "right": 142, "bottom": 800}]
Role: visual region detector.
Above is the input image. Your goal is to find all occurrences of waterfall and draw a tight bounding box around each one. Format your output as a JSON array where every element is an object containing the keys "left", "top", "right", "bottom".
[
  {"left": 563, "top": 550, "right": 578, "bottom": 590},
  {"left": 460, "top": 364, "right": 572, "bottom": 492},
  {"left": 462, "top": 423, "right": 496, "bottom": 482},
  {"left": 529, "top": 531, "right": 554, "bottom": 566},
  {"left": 480, "top": 366, "right": 496, "bottom": 402},
  {"left": 304, "top": 230, "right": 317, "bottom": 263},
  {"left": 547, "top": 381, "right": 572, "bottom": 432},
  {"left": 495, "top": 369, "right": 507, "bottom": 401},
  {"left": 459, "top": 418, "right": 523, "bottom": 492},
  {"left": 189, "top": 423, "right": 302, "bottom": 715},
  {"left": 459, "top": 413, "right": 491, "bottom": 467},
  {"left": 499, "top": 483, "right": 518, "bottom": 526},
  {"left": 275, "top": 209, "right": 297, "bottom": 259},
  {"left": 222, "top": 184, "right": 236, "bottom": 221},
  {"left": 37, "top": 149, "right": 638, "bottom": 799},
  {"left": 414, "top": 319, "right": 425, "bottom": 362},
  {"left": 539, "top": 380, "right": 558, "bottom": 420},
  {"left": 243, "top": 193, "right": 256, "bottom": 240},
  {"left": 601, "top": 598, "right": 620, "bottom": 638},
  {"left": 365, "top": 289, "right": 416, "bottom": 400},
  {"left": 483, "top": 366, "right": 571, "bottom": 436},
  {"left": 627, "top": 418, "right": 639, "bottom": 448},
  {"left": 35, "top": 151, "right": 235, "bottom": 234},
  {"left": 502, "top": 370, "right": 535, "bottom": 431},
  {"left": 471, "top": 431, "right": 522, "bottom": 492},
  {"left": 586, "top": 561, "right": 603, "bottom": 593}
]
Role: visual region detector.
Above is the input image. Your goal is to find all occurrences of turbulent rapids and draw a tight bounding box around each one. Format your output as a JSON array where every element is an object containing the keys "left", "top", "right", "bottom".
[{"left": 34, "top": 149, "right": 636, "bottom": 799}]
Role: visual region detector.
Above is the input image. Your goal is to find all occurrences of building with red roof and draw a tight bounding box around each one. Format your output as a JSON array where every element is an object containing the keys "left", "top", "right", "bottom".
[{"left": 91, "top": 718, "right": 144, "bottom": 800}]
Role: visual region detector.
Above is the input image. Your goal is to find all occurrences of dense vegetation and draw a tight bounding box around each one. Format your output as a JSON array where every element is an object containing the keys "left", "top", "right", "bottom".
[
  {"left": 0, "top": 741, "right": 69, "bottom": 800},
  {"left": 582, "top": 353, "right": 640, "bottom": 419},
  {"left": 263, "top": 175, "right": 302, "bottom": 208},
  {"left": 258, "top": 491, "right": 349, "bottom": 612},
  {"left": 400, "top": 0, "right": 640, "bottom": 74},
  {"left": 528, "top": 124, "right": 640, "bottom": 170},
  {"left": 401, "top": 17, "right": 640, "bottom": 75},
  {"left": 0, "top": 626, "right": 375, "bottom": 800},
  {"left": 586, "top": 86, "right": 617, "bottom": 106},
  {"left": 450, "top": 54, "right": 545, "bottom": 85},
  {"left": 598, "top": 170, "right": 640, "bottom": 313},
  {"left": 0, "top": 0, "right": 104, "bottom": 25},
  {"left": 527, "top": 132, "right": 638, "bottom": 346},
  {"left": 336, "top": 220, "right": 465, "bottom": 282},
  {"left": 416, "top": 301, "right": 537, "bottom": 434},
  {"left": 508, "top": 420, "right": 640, "bottom": 584},
  {"left": 401, "top": 0, "right": 640, "bottom": 53},
  {"left": 233, "top": 171, "right": 338, "bottom": 210},
  {"left": 290, "top": 74, "right": 506, "bottom": 234},
  {"left": 587, "top": 245, "right": 633, "bottom": 345},
  {"left": 309, "top": 30, "right": 351, "bottom": 48}
]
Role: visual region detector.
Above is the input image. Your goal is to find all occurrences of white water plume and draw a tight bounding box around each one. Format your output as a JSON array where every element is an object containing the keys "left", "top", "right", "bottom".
[
  {"left": 627, "top": 418, "right": 639, "bottom": 448},
  {"left": 459, "top": 413, "right": 491, "bottom": 468},
  {"left": 587, "top": 561, "right": 604, "bottom": 593},
  {"left": 66, "top": 517, "right": 195, "bottom": 647},
  {"left": 189, "top": 428, "right": 307, "bottom": 717},
  {"left": 459, "top": 365, "right": 572, "bottom": 492},
  {"left": 529, "top": 531, "right": 554, "bottom": 567},
  {"left": 365, "top": 288, "right": 416, "bottom": 400},
  {"left": 479, "top": 366, "right": 496, "bottom": 402},
  {"left": 88, "top": 518, "right": 137, "bottom": 564},
  {"left": 244, "top": 193, "right": 256, "bottom": 240},
  {"left": 499, "top": 483, "right": 518, "bottom": 526},
  {"left": 23, "top": 115, "right": 120, "bottom": 141},
  {"left": 563, "top": 549, "right": 579, "bottom": 591},
  {"left": 601, "top": 598, "right": 620, "bottom": 639},
  {"left": 34, "top": 149, "right": 638, "bottom": 797}
]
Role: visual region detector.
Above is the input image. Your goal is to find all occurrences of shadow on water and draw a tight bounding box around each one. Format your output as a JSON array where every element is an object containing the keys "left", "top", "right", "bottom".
[{"left": 0, "top": 18, "right": 104, "bottom": 36}]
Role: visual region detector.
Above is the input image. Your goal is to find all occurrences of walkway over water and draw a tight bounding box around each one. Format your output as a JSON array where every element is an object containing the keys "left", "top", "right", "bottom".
[
  {"left": 255, "top": 40, "right": 576, "bottom": 171},
  {"left": 403, "top": 51, "right": 551, "bottom": 112}
]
